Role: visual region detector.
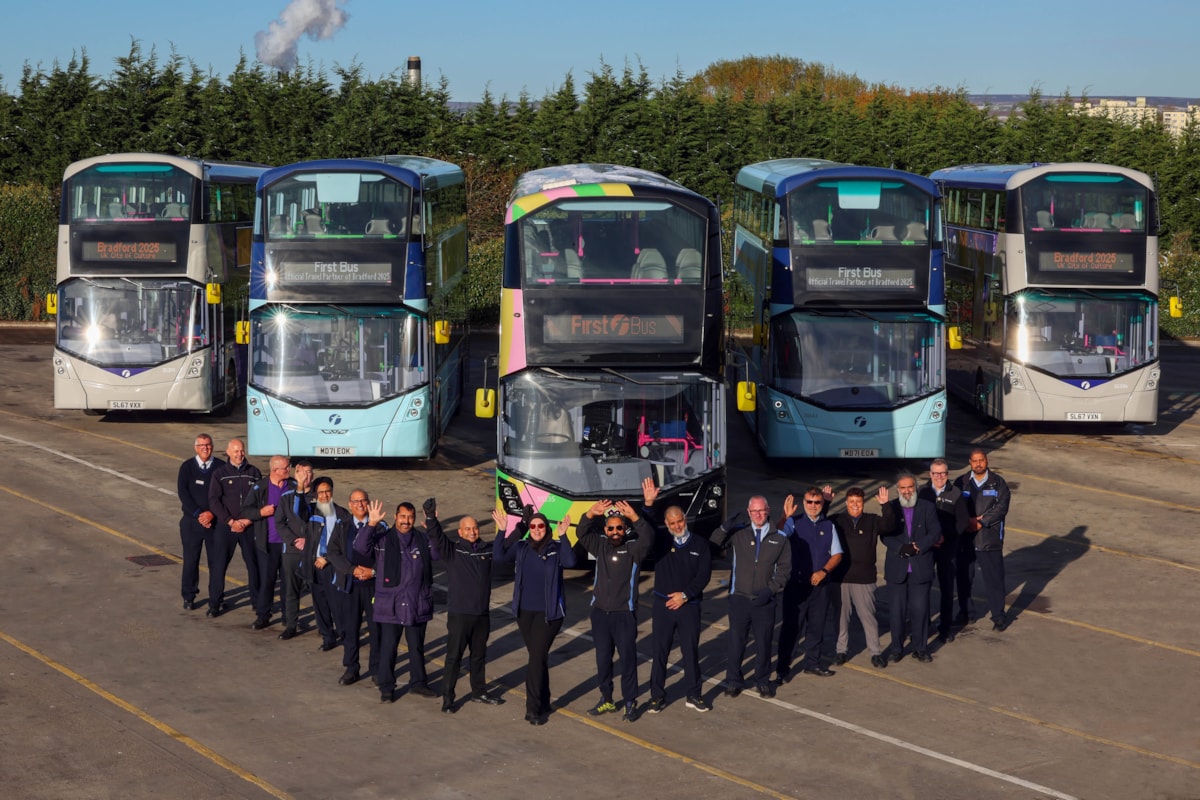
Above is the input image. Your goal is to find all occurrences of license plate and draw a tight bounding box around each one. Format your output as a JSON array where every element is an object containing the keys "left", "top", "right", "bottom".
[
  {"left": 315, "top": 446, "right": 356, "bottom": 456},
  {"left": 839, "top": 448, "right": 880, "bottom": 458},
  {"left": 108, "top": 400, "right": 144, "bottom": 409},
  {"left": 1066, "top": 412, "right": 1102, "bottom": 421}
]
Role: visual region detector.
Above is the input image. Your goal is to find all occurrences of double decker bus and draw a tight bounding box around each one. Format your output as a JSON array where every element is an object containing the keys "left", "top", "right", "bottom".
[
  {"left": 246, "top": 156, "right": 468, "bottom": 458},
  {"left": 731, "top": 159, "right": 947, "bottom": 459},
  {"left": 930, "top": 162, "right": 1174, "bottom": 423},
  {"left": 477, "top": 164, "right": 726, "bottom": 540},
  {"left": 51, "top": 153, "right": 266, "bottom": 413}
]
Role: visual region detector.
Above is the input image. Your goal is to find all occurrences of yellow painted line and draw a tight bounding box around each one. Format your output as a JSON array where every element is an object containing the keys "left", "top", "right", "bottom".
[
  {"left": 0, "top": 629, "right": 292, "bottom": 799},
  {"left": 0, "top": 407, "right": 182, "bottom": 462},
  {"left": 1031, "top": 435, "right": 1200, "bottom": 467},
  {"left": 1024, "top": 611, "right": 1200, "bottom": 658},
  {"left": 1006, "top": 525, "right": 1200, "bottom": 574},
  {"left": 990, "top": 705, "right": 1200, "bottom": 770},
  {"left": 1002, "top": 470, "right": 1200, "bottom": 513}
]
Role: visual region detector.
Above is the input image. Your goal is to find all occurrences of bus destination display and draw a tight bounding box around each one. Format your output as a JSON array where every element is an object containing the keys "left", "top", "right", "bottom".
[
  {"left": 276, "top": 261, "right": 393, "bottom": 284},
  {"left": 82, "top": 240, "right": 177, "bottom": 262},
  {"left": 805, "top": 266, "right": 916, "bottom": 290},
  {"left": 543, "top": 313, "right": 685, "bottom": 344},
  {"left": 1038, "top": 251, "right": 1135, "bottom": 273}
]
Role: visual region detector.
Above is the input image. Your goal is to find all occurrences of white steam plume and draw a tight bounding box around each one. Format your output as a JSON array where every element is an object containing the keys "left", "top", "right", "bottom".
[{"left": 255, "top": 0, "right": 350, "bottom": 73}]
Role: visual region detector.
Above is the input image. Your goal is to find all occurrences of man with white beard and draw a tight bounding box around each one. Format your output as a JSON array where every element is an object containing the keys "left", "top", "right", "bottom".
[
  {"left": 303, "top": 477, "right": 355, "bottom": 651},
  {"left": 880, "top": 471, "right": 941, "bottom": 663}
]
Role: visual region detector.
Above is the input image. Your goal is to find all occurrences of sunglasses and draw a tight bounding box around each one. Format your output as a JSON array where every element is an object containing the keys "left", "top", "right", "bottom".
[
  {"left": 605, "top": 524, "right": 626, "bottom": 532},
  {"left": 804, "top": 499, "right": 823, "bottom": 505},
  {"left": 528, "top": 522, "right": 547, "bottom": 530}
]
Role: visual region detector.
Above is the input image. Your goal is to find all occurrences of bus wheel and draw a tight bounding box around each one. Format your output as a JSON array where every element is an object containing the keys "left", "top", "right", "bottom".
[{"left": 83, "top": 408, "right": 103, "bottom": 417}]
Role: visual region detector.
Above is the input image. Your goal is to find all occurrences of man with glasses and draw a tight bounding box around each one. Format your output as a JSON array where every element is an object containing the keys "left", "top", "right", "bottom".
[
  {"left": 920, "top": 458, "right": 971, "bottom": 642},
  {"left": 775, "top": 487, "right": 843, "bottom": 682},
  {"left": 711, "top": 495, "right": 791, "bottom": 698},
  {"left": 177, "top": 433, "right": 223, "bottom": 611},
  {"left": 579, "top": 499, "right": 654, "bottom": 722},
  {"left": 327, "top": 489, "right": 383, "bottom": 687},
  {"left": 880, "top": 472, "right": 941, "bottom": 663},
  {"left": 954, "top": 449, "right": 1012, "bottom": 632},
  {"left": 240, "top": 455, "right": 292, "bottom": 630}
]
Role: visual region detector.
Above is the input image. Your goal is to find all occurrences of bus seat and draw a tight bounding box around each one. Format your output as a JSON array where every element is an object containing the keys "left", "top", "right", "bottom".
[
  {"left": 365, "top": 218, "right": 394, "bottom": 235},
  {"left": 563, "top": 248, "right": 582, "bottom": 279},
  {"left": 108, "top": 201, "right": 126, "bottom": 218},
  {"left": 304, "top": 210, "right": 325, "bottom": 234},
  {"left": 812, "top": 219, "right": 832, "bottom": 240},
  {"left": 1035, "top": 210, "right": 1053, "bottom": 228},
  {"left": 1087, "top": 212, "right": 1110, "bottom": 229},
  {"left": 268, "top": 215, "right": 287, "bottom": 234},
  {"left": 869, "top": 225, "right": 897, "bottom": 241},
  {"left": 161, "top": 202, "right": 184, "bottom": 218},
  {"left": 1115, "top": 213, "right": 1137, "bottom": 230},
  {"left": 904, "top": 222, "right": 927, "bottom": 241},
  {"left": 675, "top": 248, "right": 702, "bottom": 282},
  {"left": 631, "top": 248, "right": 668, "bottom": 280}
]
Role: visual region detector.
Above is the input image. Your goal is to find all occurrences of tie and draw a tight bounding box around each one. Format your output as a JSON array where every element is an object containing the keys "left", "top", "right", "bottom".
[{"left": 754, "top": 528, "right": 763, "bottom": 559}]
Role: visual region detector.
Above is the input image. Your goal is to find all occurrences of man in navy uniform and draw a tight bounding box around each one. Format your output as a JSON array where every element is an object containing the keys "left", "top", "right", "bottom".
[
  {"left": 955, "top": 449, "right": 1012, "bottom": 631},
  {"left": 776, "top": 486, "right": 843, "bottom": 681},
  {"left": 920, "top": 458, "right": 971, "bottom": 641},
  {"left": 177, "top": 433, "right": 223, "bottom": 610},
  {"left": 206, "top": 438, "right": 261, "bottom": 618},
  {"left": 881, "top": 472, "right": 941, "bottom": 663}
]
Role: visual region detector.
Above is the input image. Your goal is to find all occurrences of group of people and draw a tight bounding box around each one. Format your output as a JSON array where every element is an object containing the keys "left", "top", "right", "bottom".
[
  {"left": 178, "top": 433, "right": 1010, "bottom": 725},
  {"left": 712, "top": 448, "right": 1011, "bottom": 699}
]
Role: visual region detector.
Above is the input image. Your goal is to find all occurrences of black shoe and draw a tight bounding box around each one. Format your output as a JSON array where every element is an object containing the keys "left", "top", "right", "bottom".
[
  {"left": 756, "top": 683, "right": 775, "bottom": 698},
  {"left": 319, "top": 639, "right": 338, "bottom": 652},
  {"left": 182, "top": 599, "right": 196, "bottom": 611},
  {"left": 622, "top": 701, "right": 639, "bottom": 722},
  {"left": 954, "top": 612, "right": 969, "bottom": 625},
  {"left": 278, "top": 627, "right": 298, "bottom": 640},
  {"left": 937, "top": 630, "right": 955, "bottom": 643},
  {"left": 380, "top": 690, "right": 395, "bottom": 704},
  {"left": 470, "top": 693, "right": 503, "bottom": 706},
  {"left": 888, "top": 650, "right": 905, "bottom": 663},
  {"left": 870, "top": 654, "right": 888, "bottom": 669},
  {"left": 530, "top": 713, "right": 548, "bottom": 726},
  {"left": 775, "top": 667, "right": 791, "bottom": 684},
  {"left": 251, "top": 616, "right": 271, "bottom": 630},
  {"left": 833, "top": 652, "right": 849, "bottom": 666},
  {"left": 645, "top": 697, "right": 666, "bottom": 714},
  {"left": 205, "top": 603, "right": 225, "bottom": 618},
  {"left": 802, "top": 666, "right": 836, "bottom": 677},
  {"left": 338, "top": 669, "right": 360, "bottom": 686},
  {"left": 915, "top": 651, "right": 933, "bottom": 663},
  {"left": 408, "top": 684, "right": 438, "bottom": 698},
  {"left": 441, "top": 699, "right": 457, "bottom": 714},
  {"left": 724, "top": 685, "right": 742, "bottom": 698},
  {"left": 992, "top": 620, "right": 1008, "bottom": 632},
  {"left": 685, "top": 695, "right": 712, "bottom": 712}
]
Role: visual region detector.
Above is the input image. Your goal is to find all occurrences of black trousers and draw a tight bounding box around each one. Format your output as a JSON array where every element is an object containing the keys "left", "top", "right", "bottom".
[
  {"left": 376, "top": 621, "right": 428, "bottom": 693},
  {"left": 208, "top": 525, "right": 261, "bottom": 613},
  {"left": 777, "top": 579, "right": 831, "bottom": 675},
  {"left": 311, "top": 565, "right": 342, "bottom": 644},
  {"left": 443, "top": 612, "right": 491, "bottom": 701},
  {"left": 340, "top": 580, "right": 378, "bottom": 675},
  {"left": 590, "top": 608, "right": 639, "bottom": 703},
  {"left": 933, "top": 542, "right": 958, "bottom": 633},
  {"left": 517, "top": 609, "right": 563, "bottom": 716},
  {"left": 977, "top": 549, "right": 1007, "bottom": 624},
  {"left": 888, "top": 578, "right": 932, "bottom": 655},
  {"left": 650, "top": 600, "right": 702, "bottom": 699},
  {"left": 179, "top": 515, "right": 208, "bottom": 603},
  {"left": 955, "top": 539, "right": 977, "bottom": 619},
  {"left": 726, "top": 593, "right": 776, "bottom": 688},
  {"left": 279, "top": 550, "right": 305, "bottom": 630},
  {"left": 257, "top": 542, "right": 283, "bottom": 622}
]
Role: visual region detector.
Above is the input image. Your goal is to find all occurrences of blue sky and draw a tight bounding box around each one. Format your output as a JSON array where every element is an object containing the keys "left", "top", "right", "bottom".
[{"left": 2, "top": 0, "right": 1196, "bottom": 102}]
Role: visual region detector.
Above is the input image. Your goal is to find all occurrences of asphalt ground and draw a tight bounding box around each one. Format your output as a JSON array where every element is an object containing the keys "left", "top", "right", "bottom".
[{"left": 1, "top": 332, "right": 1198, "bottom": 799}]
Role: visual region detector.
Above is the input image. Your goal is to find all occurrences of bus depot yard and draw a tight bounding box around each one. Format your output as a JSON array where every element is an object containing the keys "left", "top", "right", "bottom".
[{"left": 1, "top": 336, "right": 1198, "bottom": 800}]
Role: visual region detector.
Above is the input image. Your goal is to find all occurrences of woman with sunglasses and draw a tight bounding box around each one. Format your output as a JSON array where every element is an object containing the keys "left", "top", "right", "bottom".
[{"left": 492, "top": 505, "right": 577, "bottom": 725}]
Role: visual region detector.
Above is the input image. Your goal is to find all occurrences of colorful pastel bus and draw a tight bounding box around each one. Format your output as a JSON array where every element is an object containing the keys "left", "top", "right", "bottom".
[
  {"left": 478, "top": 164, "right": 726, "bottom": 541},
  {"left": 930, "top": 162, "right": 1174, "bottom": 423},
  {"left": 246, "top": 156, "right": 468, "bottom": 457},
  {"left": 731, "top": 158, "right": 947, "bottom": 458},
  {"left": 51, "top": 153, "right": 266, "bottom": 413}
]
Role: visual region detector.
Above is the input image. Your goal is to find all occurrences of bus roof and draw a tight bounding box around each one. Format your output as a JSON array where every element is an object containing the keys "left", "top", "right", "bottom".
[
  {"left": 929, "top": 162, "right": 1155, "bottom": 192},
  {"left": 62, "top": 153, "right": 268, "bottom": 183},
  {"left": 737, "top": 158, "right": 938, "bottom": 198},
  {"left": 259, "top": 156, "right": 464, "bottom": 191},
  {"left": 509, "top": 164, "right": 698, "bottom": 203}
]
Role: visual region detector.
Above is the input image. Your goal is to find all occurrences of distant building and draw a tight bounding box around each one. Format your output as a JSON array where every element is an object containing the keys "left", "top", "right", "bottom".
[
  {"left": 1073, "top": 97, "right": 1160, "bottom": 125},
  {"left": 1163, "top": 105, "right": 1200, "bottom": 137}
]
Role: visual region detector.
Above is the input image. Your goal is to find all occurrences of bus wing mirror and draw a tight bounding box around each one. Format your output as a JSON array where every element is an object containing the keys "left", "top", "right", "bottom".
[
  {"left": 948, "top": 326, "right": 963, "bottom": 350},
  {"left": 206, "top": 283, "right": 222, "bottom": 304},
  {"left": 236, "top": 321, "right": 250, "bottom": 345},
  {"left": 475, "top": 388, "right": 496, "bottom": 419},
  {"left": 45, "top": 293, "right": 57, "bottom": 315},
  {"left": 1169, "top": 296, "right": 1183, "bottom": 318},
  {"left": 434, "top": 320, "right": 450, "bottom": 344},
  {"left": 736, "top": 381, "right": 756, "bottom": 412}
]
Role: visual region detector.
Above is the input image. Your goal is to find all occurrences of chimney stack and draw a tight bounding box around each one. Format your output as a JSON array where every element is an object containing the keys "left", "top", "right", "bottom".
[{"left": 406, "top": 56, "right": 422, "bottom": 88}]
